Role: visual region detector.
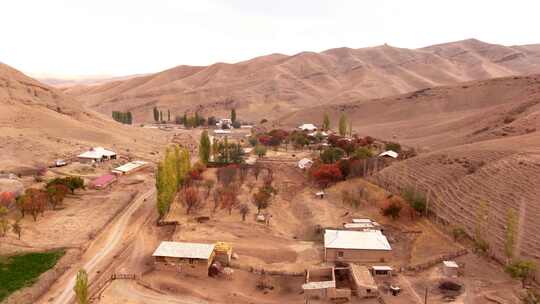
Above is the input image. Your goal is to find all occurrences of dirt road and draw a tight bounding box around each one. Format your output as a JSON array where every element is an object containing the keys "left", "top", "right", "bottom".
[{"left": 39, "top": 187, "right": 156, "bottom": 304}]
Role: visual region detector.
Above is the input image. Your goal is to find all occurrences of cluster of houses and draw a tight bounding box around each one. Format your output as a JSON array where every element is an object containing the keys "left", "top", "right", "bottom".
[
  {"left": 66, "top": 147, "right": 149, "bottom": 190},
  {"left": 303, "top": 219, "right": 395, "bottom": 302}
]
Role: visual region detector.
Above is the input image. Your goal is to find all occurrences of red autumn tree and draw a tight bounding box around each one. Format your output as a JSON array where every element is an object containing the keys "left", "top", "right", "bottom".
[
  {"left": 311, "top": 164, "right": 343, "bottom": 188},
  {"left": 0, "top": 192, "right": 16, "bottom": 208},
  {"left": 257, "top": 134, "right": 273, "bottom": 146},
  {"left": 17, "top": 189, "right": 47, "bottom": 221}
]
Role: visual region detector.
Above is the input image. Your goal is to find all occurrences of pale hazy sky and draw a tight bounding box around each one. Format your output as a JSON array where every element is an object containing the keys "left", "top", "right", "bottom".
[{"left": 1, "top": 0, "right": 538, "bottom": 77}]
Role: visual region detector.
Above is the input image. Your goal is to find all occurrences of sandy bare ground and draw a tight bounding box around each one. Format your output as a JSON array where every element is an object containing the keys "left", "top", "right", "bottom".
[{"left": 36, "top": 186, "right": 155, "bottom": 304}]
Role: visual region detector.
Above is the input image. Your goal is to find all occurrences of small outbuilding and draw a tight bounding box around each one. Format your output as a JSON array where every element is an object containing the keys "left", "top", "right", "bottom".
[
  {"left": 298, "top": 123, "right": 318, "bottom": 132},
  {"left": 302, "top": 267, "right": 337, "bottom": 300},
  {"left": 378, "top": 150, "right": 399, "bottom": 159},
  {"left": 153, "top": 241, "right": 216, "bottom": 277},
  {"left": 442, "top": 260, "right": 459, "bottom": 278},
  {"left": 112, "top": 161, "right": 148, "bottom": 175},
  {"left": 371, "top": 265, "right": 393, "bottom": 277},
  {"left": 298, "top": 158, "right": 314, "bottom": 170},
  {"left": 324, "top": 229, "right": 392, "bottom": 263},
  {"left": 90, "top": 174, "right": 117, "bottom": 189}
]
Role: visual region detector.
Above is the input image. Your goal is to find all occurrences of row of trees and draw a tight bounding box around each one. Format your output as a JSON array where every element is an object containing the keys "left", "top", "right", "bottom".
[
  {"left": 111, "top": 111, "right": 133, "bottom": 124},
  {"left": 153, "top": 107, "right": 171, "bottom": 123},
  {"left": 0, "top": 176, "right": 84, "bottom": 240},
  {"left": 321, "top": 113, "right": 352, "bottom": 137},
  {"left": 155, "top": 145, "right": 191, "bottom": 218},
  {"left": 153, "top": 107, "right": 241, "bottom": 129}
]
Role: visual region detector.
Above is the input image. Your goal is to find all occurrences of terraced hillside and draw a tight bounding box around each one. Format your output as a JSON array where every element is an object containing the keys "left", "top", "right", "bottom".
[{"left": 371, "top": 136, "right": 540, "bottom": 263}]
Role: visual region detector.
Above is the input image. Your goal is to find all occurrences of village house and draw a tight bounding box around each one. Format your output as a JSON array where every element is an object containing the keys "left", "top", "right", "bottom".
[
  {"left": 442, "top": 260, "right": 459, "bottom": 278},
  {"left": 153, "top": 241, "right": 216, "bottom": 277},
  {"left": 89, "top": 174, "right": 117, "bottom": 190},
  {"left": 324, "top": 229, "right": 392, "bottom": 263},
  {"left": 216, "top": 118, "right": 232, "bottom": 129},
  {"left": 303, "top": 264, "right": 380, "bottom": 302},
  {"left": 77, "top": 147, "right": 117, "bottom": 163},
  {"left": 298, "top": 123, "right": 318, "bottom": 132},
  {"left": 112, "top": 160, "right": 148, "bottom": 175}
]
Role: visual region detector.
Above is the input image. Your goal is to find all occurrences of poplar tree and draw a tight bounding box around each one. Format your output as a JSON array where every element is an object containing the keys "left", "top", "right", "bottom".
[
  {"left": 339, "top": 113, "right": 347, "bottom": 136},
  {"left": 167, "top": 109, "right": 171, "bottom": 122},
  {"left": 153, "top": 107, "right": 159, "bottom": 122},
  {"left": 323, "top": 113, "right": 330, "bottom": 131},
  {"left": 231, "top": 109, "right": 237, "bottom": 123},
  {"left": 74, "top": 269, "right": 89, "bottom": 304},
  {"left": 199, "top": 130, "right": 211, "bottom": 164}
]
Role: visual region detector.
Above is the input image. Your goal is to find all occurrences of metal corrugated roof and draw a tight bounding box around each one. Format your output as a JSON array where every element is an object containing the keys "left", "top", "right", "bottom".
[
  {"left": 378, "top": 150, "right": 399, "bottom": 158},
  {"left": 152, "top": 241, "right": 215, "bottom": 259},
  {"left": 113, "top": 161, "right": 148, "bottom": 173},
  {"left": 443, "top": 260, "right": 459, "bottom": 268},
  {"left": 324, "top": 229, "right": 391, "bottom": 251}
]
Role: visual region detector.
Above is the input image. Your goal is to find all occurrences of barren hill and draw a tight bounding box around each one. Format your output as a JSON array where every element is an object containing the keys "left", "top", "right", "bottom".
[
  {"left": 280, "top": 75, "right": 540, "bottom": 150},
  {"left": 65, "top": 39, "right": 540, "bottom": 123},
  {"left": 0, "top": 63, "right": 166, "bottom": 172}
]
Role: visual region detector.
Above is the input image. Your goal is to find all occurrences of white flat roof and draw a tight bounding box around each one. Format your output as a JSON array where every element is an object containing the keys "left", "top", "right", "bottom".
[
  {"left": 443, "top": 260, "right": 459, "bottom": 268},
  {"left": 324, "top": 229, "right": 391, "bottom": 251},
  {"left": 372, "top": 265, "right": 393, "bottom": 271},
  {"left": 78, "top": 147, "right": 116, "bottom": 159},
  {"left": 298, "top": 123, "right": 317, "bottom": 131},
  {"left": 214, "top": 129, "right": 232, "bottom": 134},
  {"left": 352, "top": 218, "right": 372, "bottom": 223},
  {"left": 113, "top": 161, "right": 148, "bottom": 173},
  {"left": 379, "top": 150, "right": 399, "bottom": 158},
  {"left": 344, "top": 223, "right": 375, "bottom": 229},
  {"left": 152, "top": 241, "right": 215, "bottom": 260}
]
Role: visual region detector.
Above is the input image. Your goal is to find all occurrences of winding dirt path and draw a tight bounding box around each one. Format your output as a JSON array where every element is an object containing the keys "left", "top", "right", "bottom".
[{"left": 38, "top": 187, "right": 155, "bottom": 304}]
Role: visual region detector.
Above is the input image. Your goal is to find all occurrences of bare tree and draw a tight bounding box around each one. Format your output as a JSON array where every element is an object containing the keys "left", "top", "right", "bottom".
[
  {"left": 183, "top": 187, "right": 202, "bottom": 214},
  {"left": 12, "top": 218, "right": 22, "bottom": 240},
  {"left": 239, "top": 204, "right": 250, "bottom": 221},
  {"left": 217, "top": 165, "right": 237, "bottom": 187}
]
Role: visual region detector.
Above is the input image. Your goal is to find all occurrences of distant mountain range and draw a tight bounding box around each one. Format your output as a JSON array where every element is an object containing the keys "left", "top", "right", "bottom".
[{"left": 56, "top": 38, "right": 540, "bottom": 123}]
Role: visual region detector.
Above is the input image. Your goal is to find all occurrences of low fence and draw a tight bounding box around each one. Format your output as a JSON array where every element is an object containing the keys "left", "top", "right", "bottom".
[
  {"left": 156, "top": 219, "right": 179, "bottom": 226},
  {"left": 229, "top": 261, "right": 304, "bottom": 277},
  {"left": 404, "top": 249, "right": 468, "bottom": 272}
]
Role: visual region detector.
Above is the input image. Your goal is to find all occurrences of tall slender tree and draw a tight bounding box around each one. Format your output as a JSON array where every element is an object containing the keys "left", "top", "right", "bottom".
[
  {"left": 199, "top": 130, "right": 211, "bottom": 164},
  {"left": 167, "top": 109, "right": 171, "bottom": 122},
  {"left": 339, "top": 113, "right": 347, "bottom": 136},
  {"left": 231, "top": 108, "right": 237, "bottom": 124},
  {"left": 323, "top": 113, "right": 330, "bottom": 131},
  {"left": 153, "top": 107, "right": 159, "bottom": 122},
  {"left": 74, "top": 269, "right": 89, "bottom": 304},
  {"left": 159, "top": 111, "right": 163, "bottom": 123}
]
